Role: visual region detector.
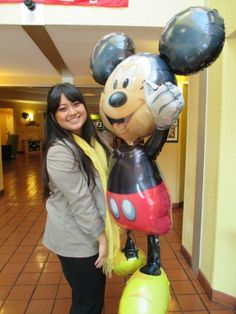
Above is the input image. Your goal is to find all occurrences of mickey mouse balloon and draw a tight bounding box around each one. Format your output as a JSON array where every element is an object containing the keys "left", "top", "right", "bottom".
[{"left": 90, "top": 6, "right": 225, "bottom": 314}]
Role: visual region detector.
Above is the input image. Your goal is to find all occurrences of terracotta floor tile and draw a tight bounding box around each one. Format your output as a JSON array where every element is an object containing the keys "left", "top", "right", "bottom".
[
  {"left": 177, "top": 294, "right": 207, "bottom": 311},
  {"left": 162, "top": 258, "right": 182, "bottom": 270},
  {"left": 38, "top": 272, "right": 61, "bottom": 285},
  {"left": 7, "top": 285, "right": 35, "bottom": 300},
  {"left": 0, "top": 255, "right": 10, "bottom": 264},
  {"left": 166, "top": 230, "right": 181, "bottom": 243},
  {"left": 184, "top": 267, "right": 197, "bottom": 281},
  {"left": 105, "top": 283, "right": 125, "bottom": 298},
  {"left": 161, "top": 248, "right": 177, "bottom": 259},
  {"left": 59, "top": 274, "right": 68, "bottom": 285},
  {"left": 1, "top": 263, "right": 24, "bottom": 274},
  {"left": 22, "top": 262, "right": 44, "bottom": 273},
  {"left": 171, "top": 280, "right": 196, "bottom": 295},
  {"left": 104, "top": 297, "right": 120, "bottom": 314},
  {"left": 21, "top": 238, "right": 38, "bottom": 246},
  {"left": 183, "top": 311, "right": 209, "bottom": 313},
  {"left": 166, "top": 269, "right": 189, "bottom": 281},
  {"left": 200, "top": 294, "right": 231, "bottom": 311},
  {"left": 0, "top": 273, "right": 18, "bottom": 286},
  {"left": 209, "top": 310, "right": 236, "bottom": 314},
  {"left": 9, "top": 253, "right": 30, "bottom": 263},
  {"left": 47, "top": 254, "right": 59, "bottom": 262},
  {"left": 106, "top": 274, "right": 126, "bottom": 284},
  {"left": 52, "top": 299, "right": 71, "bottom": 314},
  {"left": 15, "top": 246, "right": 34, "bottom": 255},
  {"left": 32, "top": 285, "right": 58, "bottom": 299},
  {"left": 179, "top": 257, "right": 191, "bottom": 269},
  {"left": 1, "top": 155, "right": 234, "bottom": 313},
  {"left": 28, "top": 252, "right": 49, "bottom": 263},
  {"left": 0, "top": 286, "right": 12, "bottom": 299},
  {"left": 0, "top": 246, "right": 17, "bottom": 255},
  {"left": 25, "top": 299, "right": 54, "bottom": 314},
  {"left": 0, "top": 299, "right": 28, "bottom": 314},
  {"left": 192, "top": 279, "right": 206, "bottom": 294},
  {"left": 168, "top": 293, "right": 182, "bottom": 311},
  {"left": 56, "top": 284, "right": 71, "bottom": 299},
  {"left": 43, "top": 262, "right": 61, "bottom": 273},
  {"left": 15, "top": 273, "right": 40, "bottom": 285},
  {"left": 32, "top": 246, "right": 49, "bottom": 256}
]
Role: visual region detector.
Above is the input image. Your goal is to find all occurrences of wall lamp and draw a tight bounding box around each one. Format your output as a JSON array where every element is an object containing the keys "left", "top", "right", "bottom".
[{"left": 20, "top": 112, "right": 33, "bottom": 125}]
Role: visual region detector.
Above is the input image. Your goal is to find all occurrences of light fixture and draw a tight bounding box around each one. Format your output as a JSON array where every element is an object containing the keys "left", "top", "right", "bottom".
[
  {"left": 24, "top": 0, "right": 36, "bottom": 11},
  {"left": 20, "top": 112, "right": 33, "bottom": 125}
]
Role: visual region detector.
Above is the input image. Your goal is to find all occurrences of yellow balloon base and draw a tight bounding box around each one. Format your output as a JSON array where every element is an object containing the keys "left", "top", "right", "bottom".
[
  {"left": 118, "top": 268, "right": 170, "bottom": 314},
  {"left": 113, "top": 249, "right": 146, "bottom": 277}
]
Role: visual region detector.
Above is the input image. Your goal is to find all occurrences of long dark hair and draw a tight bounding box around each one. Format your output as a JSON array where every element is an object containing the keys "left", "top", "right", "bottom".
[{"left": 43, "top": 82, "right": 109, "bottom": 198}]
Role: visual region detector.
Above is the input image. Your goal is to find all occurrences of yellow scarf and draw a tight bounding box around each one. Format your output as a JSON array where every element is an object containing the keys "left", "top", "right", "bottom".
[{"left": 72, "top": 133, "right": 120, "bottom": 276}]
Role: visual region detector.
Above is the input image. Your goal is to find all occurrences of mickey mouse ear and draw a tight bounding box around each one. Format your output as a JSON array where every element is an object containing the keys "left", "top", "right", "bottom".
[
  {"left": 159, "top": 6, "right": 225, "bottom": 75},
  {"left": 90, "top": 32, "right": 135, "bottom": 85}
]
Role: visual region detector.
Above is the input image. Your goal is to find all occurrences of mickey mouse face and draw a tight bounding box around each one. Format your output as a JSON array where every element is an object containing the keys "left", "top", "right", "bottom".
[
  {"left": 90, "top": 7, "right": 225, "bottom": 144},
  {"left": 99, "top": 55, "right": 155, "bottom": 144}
]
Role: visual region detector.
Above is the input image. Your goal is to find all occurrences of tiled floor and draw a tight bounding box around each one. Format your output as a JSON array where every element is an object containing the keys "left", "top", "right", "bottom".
[{"left": 0, "top": 154, "right": 234, "bottom": 314}]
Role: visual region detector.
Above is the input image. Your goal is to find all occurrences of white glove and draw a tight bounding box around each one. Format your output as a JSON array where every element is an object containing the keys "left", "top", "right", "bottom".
[{"left": 144, "top": 81, "right": 184, "bottom": 130}]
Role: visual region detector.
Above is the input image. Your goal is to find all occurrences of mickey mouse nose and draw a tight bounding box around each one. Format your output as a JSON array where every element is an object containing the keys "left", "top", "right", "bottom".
[{"left": 109, "top": 92, "right": 127, "bottom": 108}]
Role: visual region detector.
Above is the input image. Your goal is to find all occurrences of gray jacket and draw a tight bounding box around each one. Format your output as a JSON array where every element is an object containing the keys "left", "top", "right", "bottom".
[{"left": 42, "top": 139, "right": 106, "bottom": 258}]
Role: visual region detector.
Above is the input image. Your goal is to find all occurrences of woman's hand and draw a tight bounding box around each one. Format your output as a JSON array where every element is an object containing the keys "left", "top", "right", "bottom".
[{"left": 95, "top": 232, "right": 108, "bottom": 268}]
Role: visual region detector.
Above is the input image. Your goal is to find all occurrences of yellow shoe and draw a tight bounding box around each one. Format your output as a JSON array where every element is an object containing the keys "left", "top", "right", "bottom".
[{"left": 119, "top": 268, "right": 170, "bottom": 314}]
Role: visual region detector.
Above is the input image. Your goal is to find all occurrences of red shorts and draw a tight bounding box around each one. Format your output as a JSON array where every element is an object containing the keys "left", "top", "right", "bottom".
[{"left": 107, "top": 182, "right": 172, "bottom": 235}]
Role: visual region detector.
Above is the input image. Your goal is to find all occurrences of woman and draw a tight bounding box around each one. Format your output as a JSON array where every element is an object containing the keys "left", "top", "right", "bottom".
[{"left": 42, "top": 82, "right": 119, "bottom": 314}]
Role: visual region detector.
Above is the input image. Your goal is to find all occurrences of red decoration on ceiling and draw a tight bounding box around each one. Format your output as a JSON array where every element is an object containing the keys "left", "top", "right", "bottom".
[{"left": 0, "top": 0, "right": 128, "bottom": 6}]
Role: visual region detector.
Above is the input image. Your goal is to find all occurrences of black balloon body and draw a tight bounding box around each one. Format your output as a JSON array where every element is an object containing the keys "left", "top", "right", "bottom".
[
  {"left": 159, "top": 6, "right": 225, "bottom": 75},
  {"left": 107, "top": 142, "right": 171, "bottom": 235}
]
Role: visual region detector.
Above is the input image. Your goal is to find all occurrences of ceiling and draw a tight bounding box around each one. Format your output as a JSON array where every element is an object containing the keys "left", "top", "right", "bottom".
[{"left": 0, "top": 22, "right": 163, "bottom": 113}]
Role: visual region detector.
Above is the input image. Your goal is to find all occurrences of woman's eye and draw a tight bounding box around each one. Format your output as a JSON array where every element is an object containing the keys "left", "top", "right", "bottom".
[
  {"left": 58, "top": 107, "right": 66, "bottom": 112},
  {"left": 73, "top": 102, "right": 81, "bottom": 107}
]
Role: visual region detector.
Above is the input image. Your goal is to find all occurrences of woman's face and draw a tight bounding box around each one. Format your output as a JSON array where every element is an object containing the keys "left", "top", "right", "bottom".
[{"left": 55, "top": 93, "right": 87, "bottom": 135}]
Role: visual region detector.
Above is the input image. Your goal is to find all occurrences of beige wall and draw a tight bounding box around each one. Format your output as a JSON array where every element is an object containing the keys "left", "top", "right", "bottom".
[
  {"left": 0, "top": 108, "right": 14, "bottom": 144},
  {"left": 0, "top": 103, "right": 45, "bottom": 151},
  {"left": 182, "top": 74, "right": 201, "bottom": 256},
  {"left": 181, "top": 0, "right": 236, "bottom": 299},
  {"left": 201, "top": 0, "right": 236, "bottom": 296}
]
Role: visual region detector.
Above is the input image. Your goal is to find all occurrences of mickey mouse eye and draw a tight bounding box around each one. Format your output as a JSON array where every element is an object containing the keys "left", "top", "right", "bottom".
[
  {"left": 113, "top": 80, "right": 118, "bottom": 89},
  {"left": 121, "top": 64, "right": 137, "bottom": 89},
  {"left": 122, "top": 78, "right": 129, "bottom": 88}
]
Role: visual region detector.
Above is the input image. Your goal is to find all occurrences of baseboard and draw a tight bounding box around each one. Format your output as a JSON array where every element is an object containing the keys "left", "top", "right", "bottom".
[
  {"left": 181, "top": 244, "right": 236, "bottom": 308},
  {"left": 180, "top": 244, "right": 191, "bottom": 266},
  {"left": 197, "top": 269, "right": 213, "bottom": 298},
  {"left": 172, "top": 201, "right": 183, "bottom": 209},
  {"left": 198, "top": 270, "right": 236, "bottom": 308}
]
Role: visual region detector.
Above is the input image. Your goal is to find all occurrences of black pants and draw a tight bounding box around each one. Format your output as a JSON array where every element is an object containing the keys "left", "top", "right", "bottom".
[{"left": 58, "top": 254, "right": 106, "bottom": 314}]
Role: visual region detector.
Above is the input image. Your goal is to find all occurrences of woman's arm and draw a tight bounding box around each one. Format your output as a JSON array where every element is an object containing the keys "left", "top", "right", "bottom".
[{"left": 95, "top": 231, "right": 108, "bottom": 268}]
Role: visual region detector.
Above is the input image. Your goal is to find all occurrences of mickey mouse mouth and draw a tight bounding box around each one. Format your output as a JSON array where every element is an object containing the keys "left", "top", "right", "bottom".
[{"left": 106, "top": 115, "right": 125, "bottom": 125}]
